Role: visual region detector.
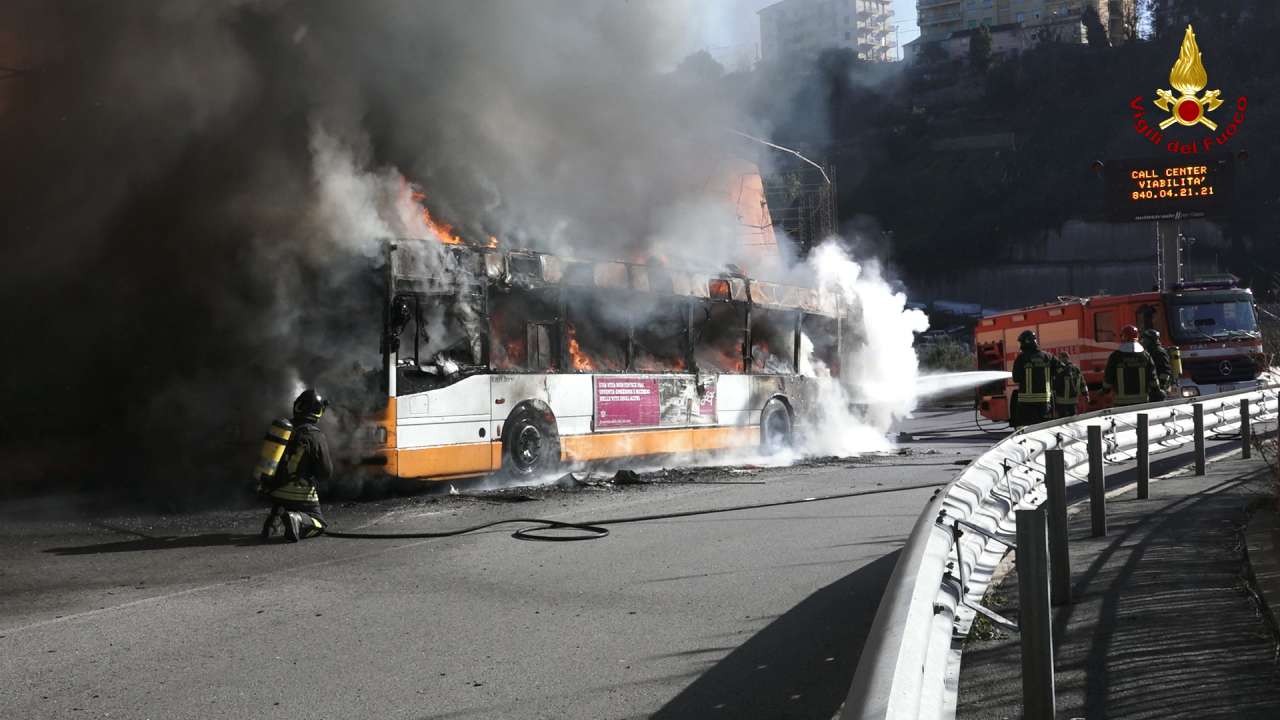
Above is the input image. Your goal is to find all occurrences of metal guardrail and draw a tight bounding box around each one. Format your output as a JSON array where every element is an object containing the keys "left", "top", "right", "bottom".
[{"left": 841, "top": 384, "right": 1280, "bottom": 720}]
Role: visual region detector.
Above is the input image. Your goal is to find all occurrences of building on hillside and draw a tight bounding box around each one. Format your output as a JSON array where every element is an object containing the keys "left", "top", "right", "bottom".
[
  {"left": 914, "top": 0, "right": 1134, "bottom": 47},
  {"left": 759, "top": 0, "right": 897, "bottom": 62},
  {"left": 904, "top": 21, "right": 1034, "bottom": 63}
]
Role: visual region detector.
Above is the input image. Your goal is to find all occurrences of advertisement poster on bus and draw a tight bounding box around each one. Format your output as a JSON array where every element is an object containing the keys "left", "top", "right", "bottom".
[
  {"left": 595, "top": 377, "right": 660, "bottom": 428},
  {"left": 594, "top": 376, "right": 716, "bottom": 429}
]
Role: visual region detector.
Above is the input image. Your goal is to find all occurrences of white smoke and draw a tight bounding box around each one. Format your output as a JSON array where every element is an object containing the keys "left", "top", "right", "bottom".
[{"left": 798, "top": 240, "right": 930, "bottom": 456}]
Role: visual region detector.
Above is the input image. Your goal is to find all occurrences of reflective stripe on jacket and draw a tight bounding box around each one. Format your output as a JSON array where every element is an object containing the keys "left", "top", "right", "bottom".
[
  {"left": 1054, "top": 366, "right": 1085, "bottom": 405},
  {"left": 1014, "top": 351, "right": 1054, "bottom": 404},
  {"left": 1105, "top": 349, "right": 1155, "bottom": 406}
]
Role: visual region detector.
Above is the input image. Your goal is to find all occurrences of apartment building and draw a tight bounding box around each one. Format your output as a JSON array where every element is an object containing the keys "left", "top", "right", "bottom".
[
  {"left": 759, "top": 0, "right": 898, "bottom": 62},
  {"left": 916, "top": 0, "right": 1135, "bottom": 45}
]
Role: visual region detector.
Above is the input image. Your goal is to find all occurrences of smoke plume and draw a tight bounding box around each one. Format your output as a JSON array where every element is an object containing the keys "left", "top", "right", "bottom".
[
  {"left": 0, "top": 1, "right": 947, "bottom": 507},
  {"left": 0, "top": 1, "right": 768, "bottom": 505}
]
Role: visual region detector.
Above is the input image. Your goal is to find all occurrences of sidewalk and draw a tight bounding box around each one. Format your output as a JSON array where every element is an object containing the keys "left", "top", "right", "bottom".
[{"left": 957, "top": 453, "right": 1280, "bottom": 719}]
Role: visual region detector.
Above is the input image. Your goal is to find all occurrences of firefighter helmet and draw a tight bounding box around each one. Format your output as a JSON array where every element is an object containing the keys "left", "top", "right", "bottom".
[
  {"left": 1018, "top": 330, "right": 1038, "bottom": 349},
  {"left": 293, "top": 389, "right": 328, "bottom": 422},
  {"left": 1120, "top": 325, "right": 1140, "bottom": 342},
  {"left": 1141, "top": 328, "right": 1160, "bottom": 343},
  {"left": 1058, "top": 350, "right": 1070, "bottom": 361}
]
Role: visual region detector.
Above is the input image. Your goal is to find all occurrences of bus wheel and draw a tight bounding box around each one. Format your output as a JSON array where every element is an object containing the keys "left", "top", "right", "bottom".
[
  {"left": 504, "top": 407, "right": 560, "bottom": 476},
  {"left": 760, "top": 399, "right": 794, "bottom": 453}
]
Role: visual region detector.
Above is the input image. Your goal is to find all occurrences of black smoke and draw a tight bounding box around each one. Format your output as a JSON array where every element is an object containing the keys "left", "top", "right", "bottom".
[{"left": 0, "top": 1, "right": 757, "bottom": 506}]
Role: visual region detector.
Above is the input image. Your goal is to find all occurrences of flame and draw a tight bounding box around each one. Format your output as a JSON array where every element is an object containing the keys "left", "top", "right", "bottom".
[
  {"left": 406, "top": 184, "right": 498, "bottom": 248},
  {"left": 1170, "top": 25, "right": 1208, "bottom": 96},
  {"left": 488, "top": 307, "right": 525, "bottom": 370},
  {"left": 410, "top": 189, "right": 464, "bottom": 245},
  {"left": 566, "top": 324, "right": 593, "bottom": 371}
]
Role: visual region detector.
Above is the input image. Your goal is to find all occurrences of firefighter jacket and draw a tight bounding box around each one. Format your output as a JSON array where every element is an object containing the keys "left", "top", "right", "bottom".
[
  {"left": 1053, "top": 362, "right": 1088, "bottom": 406},
  {"left": 1104, "top": 344, "right": 1160, "bottom": 406},
  {"left": 1013, "top": 350, "right": 1060, "bottom": 405},
  {"left": 267, "top": 420, "right": 333, "bottom": 506},
  {"left": 1143, "top": 341, "right": 1174, "bottom": 386}
]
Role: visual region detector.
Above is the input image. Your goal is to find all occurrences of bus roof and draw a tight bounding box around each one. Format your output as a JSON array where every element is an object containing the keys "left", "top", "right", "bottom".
[{"left": 387, "top": 239, "right": 844, "bottom": 317}]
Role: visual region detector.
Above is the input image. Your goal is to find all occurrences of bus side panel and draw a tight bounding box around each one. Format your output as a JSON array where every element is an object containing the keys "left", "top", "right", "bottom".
[
  {"left": 716, "top": 374, "right": 754, "bottom": 426},
  {"left": 397, "top": 444, "right": 494, "bottom": 478},
  {"left": 560, "top": 426, "right": 759, "bottom": 462},
  {"left": 395, "top": 375, "right": 494, "bottom": 478},
  {"left": 543, "top": 373, "right": 593, "bottom": 436}
]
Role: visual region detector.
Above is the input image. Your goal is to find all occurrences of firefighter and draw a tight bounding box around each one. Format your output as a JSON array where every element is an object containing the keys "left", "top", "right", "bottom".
[
  {"left": 1011, "top": 330, "right": 1060, "bottom": 427},
  {"left": 261, "top": 389, "right": 334, "bottom": 542},
  {"left": 1052, "top": 350, "right": 1089, "bottom": 418},
  {"left": 1140, "top": 328, "right": 1175, "bottom": 398},
  {"left": 1104, "top": 326, "right": 1163, "bottom": 407}
]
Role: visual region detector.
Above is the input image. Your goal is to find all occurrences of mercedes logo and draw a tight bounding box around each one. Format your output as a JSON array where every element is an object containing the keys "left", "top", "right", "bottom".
[{"left": 1218, "top": 360, "right": 1233, "bottom": 377}]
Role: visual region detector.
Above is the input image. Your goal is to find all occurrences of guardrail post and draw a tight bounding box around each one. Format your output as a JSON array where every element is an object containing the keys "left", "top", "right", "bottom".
[
  {"left": 1241, "top": 399, "right": 1251, "bottom": 460},
  {"left": 1088, "top": 425, "right": 1106, "bottom": 537},
  {"left": 1044, "top": 449, "right": 1071, "bottom": 607},
  {"left": 1136, "top": 413, "right": 1149, "bottom": 500},
  {"left": 1193, "top": 403, "right": 1206, "bottom": 476},
  {"left": 1017, "top": 506, "right": 1056, "bottom": 720}
]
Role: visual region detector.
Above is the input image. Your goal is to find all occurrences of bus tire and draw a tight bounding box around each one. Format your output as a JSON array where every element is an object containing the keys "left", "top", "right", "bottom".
[
  {"left": 760, "top": 399, "right": 794, "bottom": 453},
  {"left": 502, "top": 405, "right": 561, "bottom": 477}
]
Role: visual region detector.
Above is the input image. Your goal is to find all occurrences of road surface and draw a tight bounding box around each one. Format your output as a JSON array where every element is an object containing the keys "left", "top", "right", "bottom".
[{"left": 0, "top": 407, "right": 1001, "bottom": 720}]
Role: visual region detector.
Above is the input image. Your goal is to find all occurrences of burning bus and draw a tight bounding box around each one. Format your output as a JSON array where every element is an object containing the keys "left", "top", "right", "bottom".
[
  {"left": 976, "top": 277, "right": 1266, "bottom": 423},
  {"left": 352, "top": 239, "right": 848, "bottom": 481}
]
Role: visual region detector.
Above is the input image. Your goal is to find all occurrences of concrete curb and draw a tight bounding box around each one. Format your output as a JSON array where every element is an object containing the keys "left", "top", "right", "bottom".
[{"left": 1245, "top": 503, "right": 1280, "bottom": 638}]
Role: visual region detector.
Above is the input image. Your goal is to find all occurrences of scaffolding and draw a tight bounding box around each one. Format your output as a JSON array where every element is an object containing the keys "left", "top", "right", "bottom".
[{"left": 760, "top": 153, "right": 837, "bottom": 256}]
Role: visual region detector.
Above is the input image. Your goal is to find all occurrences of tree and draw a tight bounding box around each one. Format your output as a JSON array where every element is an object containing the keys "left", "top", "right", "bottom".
[
  {"left": 920, "top": 41, "right": 950, "bottom": 66},
  {"left": 969, "top": 24, "right": 993, "bottom": 73},
  {"left": 1083, "top": 5, "right": 1110, "bottom": 47}
]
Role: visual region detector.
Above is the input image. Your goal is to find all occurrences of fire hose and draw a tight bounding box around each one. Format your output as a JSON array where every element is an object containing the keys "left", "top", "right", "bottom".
[{"left": 323, "top": 480, "right": 952, "bottom": 542}]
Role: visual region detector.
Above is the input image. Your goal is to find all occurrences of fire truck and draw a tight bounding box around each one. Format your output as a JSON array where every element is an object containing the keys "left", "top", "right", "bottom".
[{"left": 976, "top": 277, "right": 1266, "bottom": 423}]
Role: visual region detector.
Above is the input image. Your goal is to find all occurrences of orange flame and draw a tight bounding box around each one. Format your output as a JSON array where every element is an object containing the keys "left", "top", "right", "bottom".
[
  {"left": 566, "top": 324, "right": 593, "bottom": 371},
  {"left": 410, "top": 189, "right": 464, "bottom": 245},
  {"left": 407, "top": 185, "right": 498, "bottom": 248}
]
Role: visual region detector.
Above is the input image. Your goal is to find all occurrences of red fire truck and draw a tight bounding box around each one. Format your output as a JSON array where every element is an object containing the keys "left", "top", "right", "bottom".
[{"left": 976, "top": 277, "right": 1267, "bottom": 423}]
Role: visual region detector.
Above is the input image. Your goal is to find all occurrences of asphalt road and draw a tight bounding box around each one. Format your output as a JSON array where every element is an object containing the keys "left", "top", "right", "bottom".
[{"left": 0, "top": 407, "right": 1003, "bottom": 720}]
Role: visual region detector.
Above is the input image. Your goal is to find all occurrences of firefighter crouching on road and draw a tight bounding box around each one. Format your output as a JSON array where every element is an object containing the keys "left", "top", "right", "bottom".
[
  {"left": 1011, "top": 330, "right": 1061, "bottom": 427},
  {"left": 1104, "top": 326, "right": 1164, "bottom": 407},
  {"left": 260, "top": 389, "right": 334, "bottom": 542},
  {"left": 1140, "top": 328, "right": 1175, "bottom": 399},
  {"left": 1052, "top": 351, "right": 1089, "bottom": 418}
]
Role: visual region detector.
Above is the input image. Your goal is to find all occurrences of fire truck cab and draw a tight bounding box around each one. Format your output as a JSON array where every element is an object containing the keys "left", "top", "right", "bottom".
[{"left": 976, "top": 278, "right": 1266, "bottom": 423}]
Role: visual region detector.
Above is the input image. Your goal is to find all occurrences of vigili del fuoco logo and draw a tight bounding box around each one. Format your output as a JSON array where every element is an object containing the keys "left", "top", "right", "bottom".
[{"left": 1130, "top": 25, "right": 1247, "bottom": 155}]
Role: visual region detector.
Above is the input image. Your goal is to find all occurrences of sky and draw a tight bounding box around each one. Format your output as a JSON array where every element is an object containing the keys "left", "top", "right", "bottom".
[{"left": 689, "top": 0, "right": 920, "bottom": 66}]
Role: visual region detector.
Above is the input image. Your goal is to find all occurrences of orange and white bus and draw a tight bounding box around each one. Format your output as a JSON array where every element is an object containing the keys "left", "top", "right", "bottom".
[{"left": 352, "top": 239, "right": 846, "bottom": 481}]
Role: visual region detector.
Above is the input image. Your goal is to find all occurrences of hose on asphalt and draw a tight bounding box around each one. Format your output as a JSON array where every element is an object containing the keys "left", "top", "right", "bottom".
[
  {"left": 324, "top": 480, "right": 952, "bottom": 542},
  {"left": 973, "top": 404, "right": 1011, "bottom": 436}
]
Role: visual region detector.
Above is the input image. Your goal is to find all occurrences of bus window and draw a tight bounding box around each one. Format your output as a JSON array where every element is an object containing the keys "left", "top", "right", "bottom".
[
  {"left": 396, "top": 292, "right": 484, "bottom": 395},
  {"left": 490, "top": 287, "right": 559, "bottom": 371},
  {"left": 801, "top": 314, "right": 840, "bottom": 377},
  {"left": 565, "top": 291, "right": 626, "bottom": 372},
  {"left": 694, "top": 302, "right": 745, "bottom": 373},
  {"left": 1094, "top": 310, "right": 1117, "bottom": 343},
  {"left": 751, "top": 309, "right": 797, "bottom": 374},
  {"left": 632, "top": 298, "right": 689, "bottom": 372}
]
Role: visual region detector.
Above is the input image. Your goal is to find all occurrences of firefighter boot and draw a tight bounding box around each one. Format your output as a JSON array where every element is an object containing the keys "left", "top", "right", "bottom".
[
  {"left": 283, "top": 511, "right": 303, "bottom": 543},
  {"left": 260, "top": 507, "right": 280, "bottom": 542}
]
